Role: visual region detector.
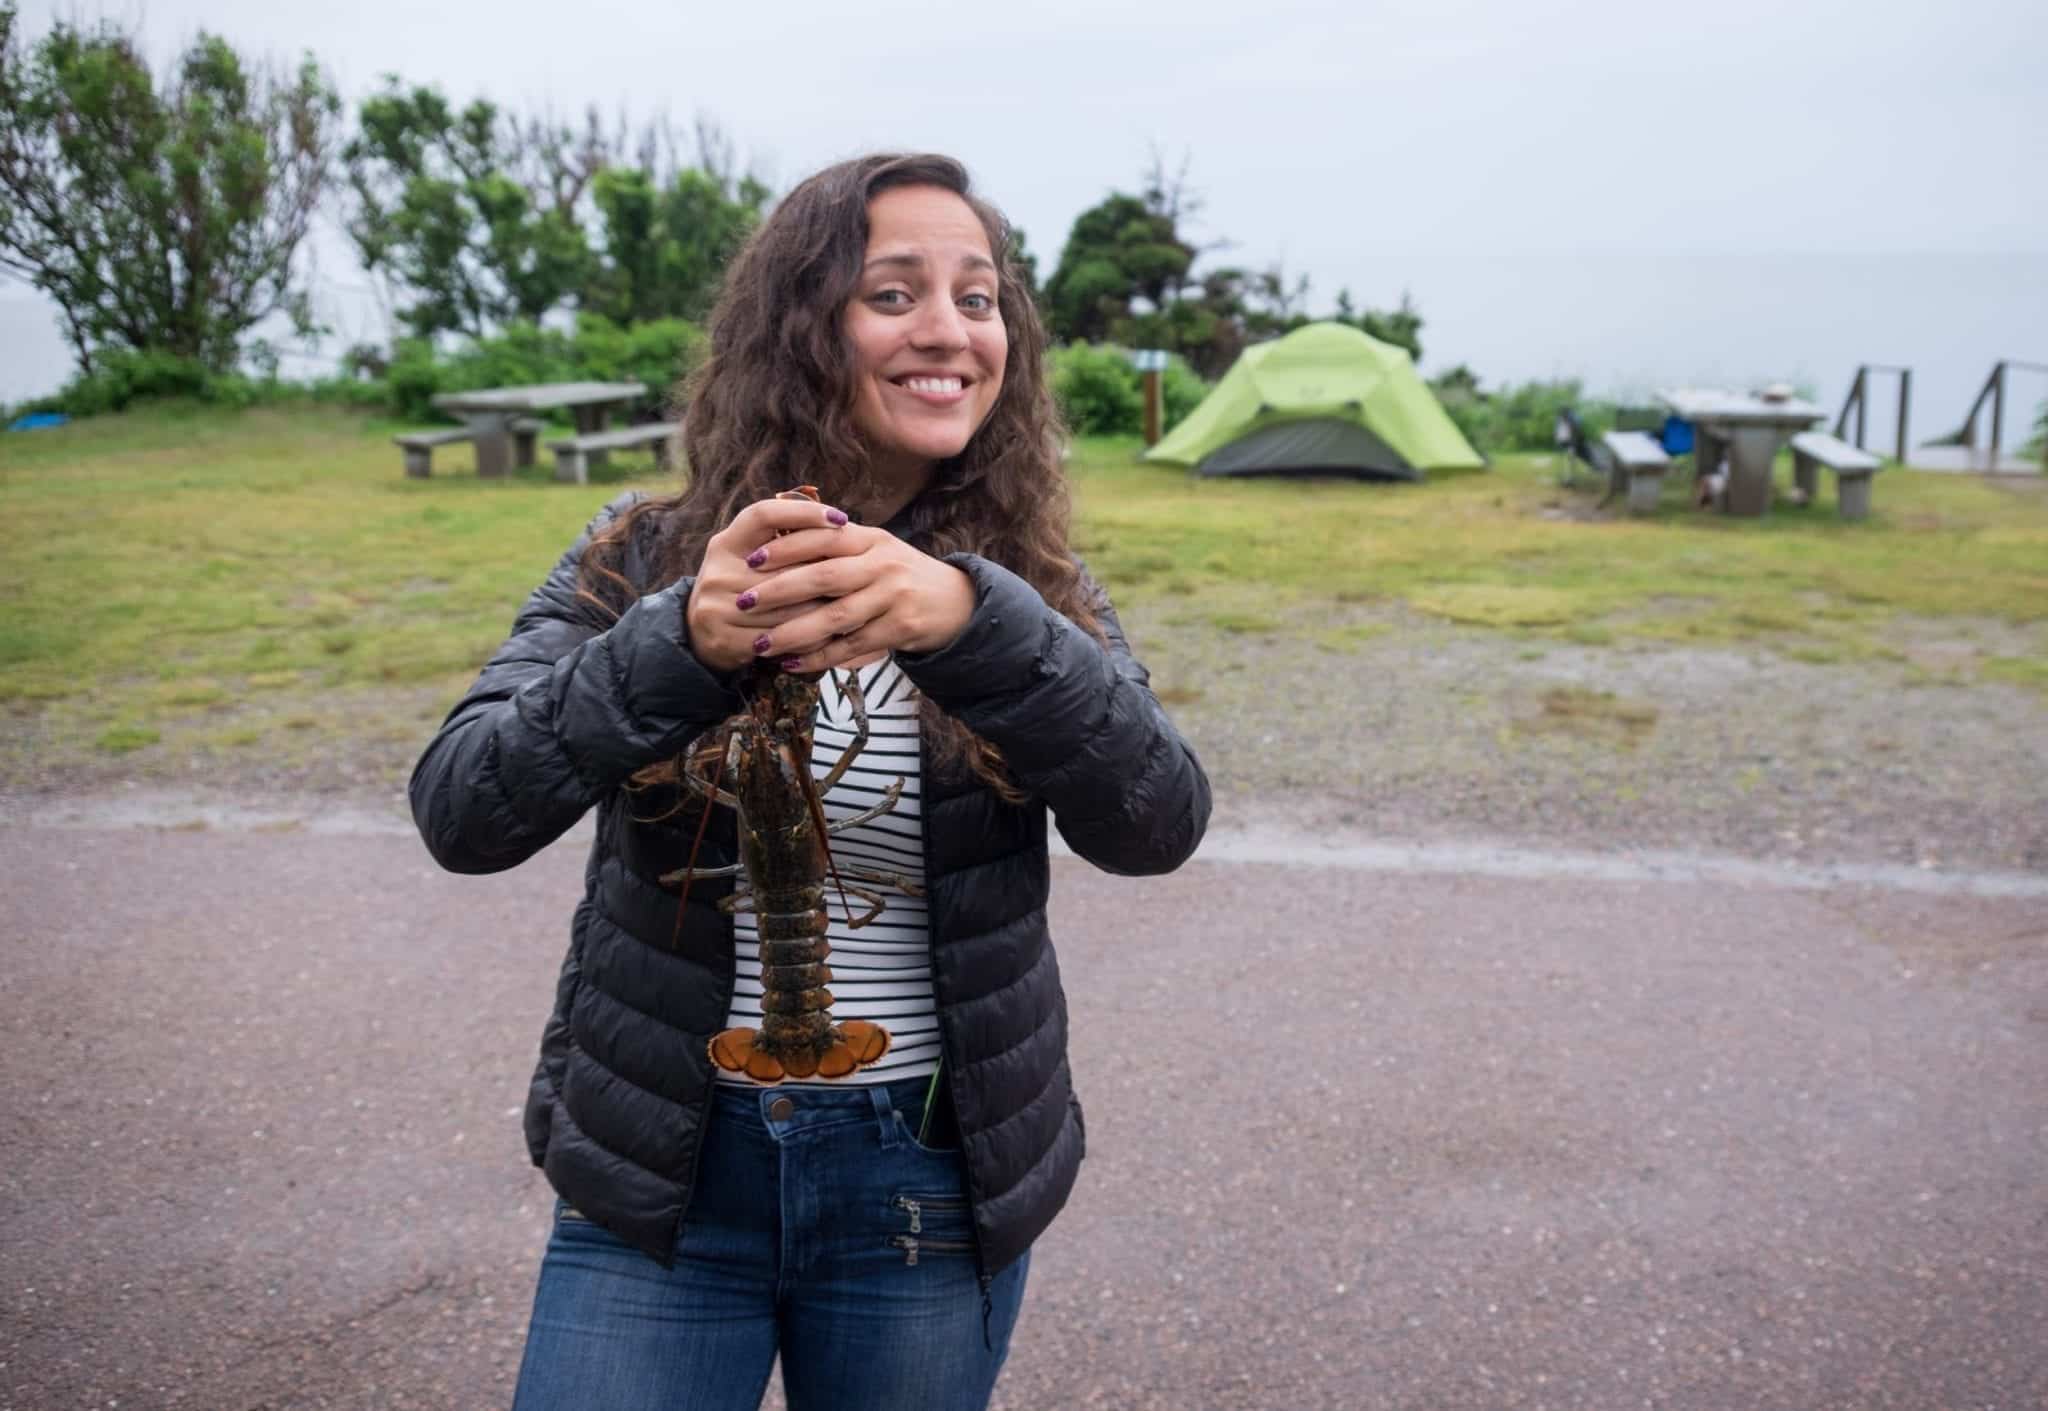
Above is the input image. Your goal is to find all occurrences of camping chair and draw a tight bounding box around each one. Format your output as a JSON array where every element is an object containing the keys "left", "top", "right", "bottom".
[{"left": 1553, "top": 408, "right": 1602, "bottom": 487}]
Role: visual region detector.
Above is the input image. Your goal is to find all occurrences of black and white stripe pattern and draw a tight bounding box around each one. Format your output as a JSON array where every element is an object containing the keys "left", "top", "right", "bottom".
[{"left": 720, "top": 658, "right": 937, "bottom": 1086}]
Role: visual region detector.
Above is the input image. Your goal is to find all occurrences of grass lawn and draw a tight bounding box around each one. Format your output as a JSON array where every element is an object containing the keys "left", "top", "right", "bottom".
[{"left": 2, "top": 404, "right": 2045, "bottom": 786}]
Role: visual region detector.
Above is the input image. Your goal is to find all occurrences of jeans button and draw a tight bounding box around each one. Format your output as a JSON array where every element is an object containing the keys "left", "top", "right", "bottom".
[{"left": 768, "top": 1096, "right": 795, "bottom": 1121}]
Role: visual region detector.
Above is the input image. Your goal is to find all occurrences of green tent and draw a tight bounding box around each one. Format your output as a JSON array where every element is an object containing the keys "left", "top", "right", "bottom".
[{"left": 1143, "top": 321, "right": 1483, "bottom": 479}]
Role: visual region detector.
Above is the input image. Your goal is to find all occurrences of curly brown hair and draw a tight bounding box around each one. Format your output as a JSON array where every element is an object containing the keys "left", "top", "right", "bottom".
[{"left": 578, "top": 152, "right": 1093, "bottom": 799}]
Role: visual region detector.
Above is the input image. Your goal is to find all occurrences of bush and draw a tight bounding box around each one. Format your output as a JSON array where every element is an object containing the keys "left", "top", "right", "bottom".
[
  {"left": 1432, "top": 374, "right": 1617, "bottom": 454},
  {"left": 1051, "top": 344, "right": 1142, "bottom": 435},
  {"left": 1161, "top": 358, "right": 1207, "bottom": 430},
  {"left": 1050, "top": 343, "right": 1209, "bottom": 437},
  {"left": 17, "top": 348, "right": 290, "bottom": 419},
  {"left": 375, "top": 316, "right": 707, "bottom": 422}
]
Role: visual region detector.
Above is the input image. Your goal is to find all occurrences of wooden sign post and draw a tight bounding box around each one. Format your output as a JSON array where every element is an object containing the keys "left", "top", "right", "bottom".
[{"left": 1132, "top": 349, "right": 1168, "bottom": 447}]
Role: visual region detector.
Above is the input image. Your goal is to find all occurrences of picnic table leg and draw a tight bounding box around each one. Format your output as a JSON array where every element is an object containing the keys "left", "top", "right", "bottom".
[
  {"left": 1721, "top": 427, "right": 1785, "bottom": 517},
  {"left": 574, "top": 404, "right": 614, "bottom": 474},
  {"left": 1685, "top": 427, "right": 1718, "bottom": 509},
  {"left": 463, "top": 413, "right": 516, "bottom": 478}
]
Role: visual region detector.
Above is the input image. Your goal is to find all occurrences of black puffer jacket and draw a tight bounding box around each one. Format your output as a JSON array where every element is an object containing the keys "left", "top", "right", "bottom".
[{"left": 410, "top": 495, "right": 1209, "bottom": 1277}]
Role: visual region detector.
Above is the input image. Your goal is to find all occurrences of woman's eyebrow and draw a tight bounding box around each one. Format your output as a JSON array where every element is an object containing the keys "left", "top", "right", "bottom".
[{"left": 862, "top": 252, "right": 998, "bottom": 274}]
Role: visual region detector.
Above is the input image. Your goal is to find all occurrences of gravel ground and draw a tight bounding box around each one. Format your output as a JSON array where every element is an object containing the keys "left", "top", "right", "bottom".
[
  {"left": 8, "top": 607, "right": 2043, "bottom": 875},
  {"left": 1125, "top": 603, "right": 2048, "bottom": 876}
]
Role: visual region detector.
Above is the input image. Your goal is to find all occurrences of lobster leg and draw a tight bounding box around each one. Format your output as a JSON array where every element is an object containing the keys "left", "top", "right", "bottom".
[
  {"left": 822, "top": 779, "right": 905, "bottom": 834},
  {"left": 811, "top": 668, "right": 873, "bottom": 795},
  {"left": 709, "top": 889, "right": 756, "bottom": 914},
  {"left": 837, "top": 864, "right": 925, "bottom": 900},
  {"left": 819, "top": 882, "right": 891, "bottom": 929},
  {"left": 682, "top": 732, "right": 742, "bottom": 810},
  {"left": 659, "top": 730, "right": 745, "bottom": 889}
]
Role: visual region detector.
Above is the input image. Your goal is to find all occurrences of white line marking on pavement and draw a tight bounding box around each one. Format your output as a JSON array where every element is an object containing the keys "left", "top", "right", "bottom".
[
  {"left": 12, "top": 793, "right": 2043, "bottom": 899},
  {"left": 1054, "top": 830, "right": 2048, "bottom": 899}
]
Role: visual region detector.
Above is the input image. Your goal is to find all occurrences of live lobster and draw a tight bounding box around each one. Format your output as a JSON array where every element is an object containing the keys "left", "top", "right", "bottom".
[{"left": 658, "top": 488, "right": 919, "bottom": 1085}]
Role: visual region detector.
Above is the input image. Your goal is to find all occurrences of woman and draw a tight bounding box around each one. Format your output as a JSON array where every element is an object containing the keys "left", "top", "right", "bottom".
[{"left": 411, "top": 153, "right": 1210, "bottom": 1411}]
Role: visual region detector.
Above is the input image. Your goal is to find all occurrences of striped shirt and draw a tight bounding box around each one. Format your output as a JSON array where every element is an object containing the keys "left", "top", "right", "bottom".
[{"left": 718, "top": 658, "right": 938, "bottom": 1086}]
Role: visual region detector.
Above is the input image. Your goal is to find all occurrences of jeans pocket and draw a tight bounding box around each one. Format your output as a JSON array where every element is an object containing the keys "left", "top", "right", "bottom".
[{"left": 892, "top": 1109, "right": 962, "bottom": 1158}]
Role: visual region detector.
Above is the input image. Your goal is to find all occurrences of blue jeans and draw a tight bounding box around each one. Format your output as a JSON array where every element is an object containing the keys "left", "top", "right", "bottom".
[{"left": 511, "top": 1077, "right": 1029, "bottom": 1411}]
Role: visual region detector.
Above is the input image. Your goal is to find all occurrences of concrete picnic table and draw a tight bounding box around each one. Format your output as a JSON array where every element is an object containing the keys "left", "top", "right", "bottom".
[
  {"left": 1659, "top": 387, "right": 1827, "bottom": 516},
  {"left": 430, "top": 381, "right": 649, "bottom": 477}
]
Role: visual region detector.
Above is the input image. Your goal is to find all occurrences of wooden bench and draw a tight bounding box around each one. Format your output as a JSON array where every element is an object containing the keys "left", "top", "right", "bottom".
[
  {"left": 547, "top": 421, "right": 679, "bottom": 484},
  {"left": 395, "top": 418, "right": 543, "bottom": 477},
  {"left": 1790, "top": 432, "right": 1882, "bottom": 520},
  {"left": 1599, "top": 430, "right": 1671, "bottom": 513}
]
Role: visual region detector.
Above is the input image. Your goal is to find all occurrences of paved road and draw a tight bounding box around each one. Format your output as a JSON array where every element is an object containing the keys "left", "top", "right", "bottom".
[{"left": 3, "top": 817, "right": 2044, "bottom": 1410}]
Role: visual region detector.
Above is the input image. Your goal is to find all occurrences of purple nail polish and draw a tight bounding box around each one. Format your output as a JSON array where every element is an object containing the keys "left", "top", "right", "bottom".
[
  {"left": 825, "top": 508, "right": 848, "bottom": 527},
  {"left": 745, "top": 548, "right": 768, "bottom": 569},
  {"left": 735, "top": 590, "right": 756, "bottom": 610},
  {"left": 753, "top": 634, "right": 773, "bottom": 655},
  {"left": 780, "top": 657, "right": 804, "bottom": 672}
]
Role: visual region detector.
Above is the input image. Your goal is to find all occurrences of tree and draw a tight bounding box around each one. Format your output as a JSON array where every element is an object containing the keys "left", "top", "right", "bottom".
[
  {"left": 1043, "top": 191, "right": 1196, "bottom": 344},
  {"left": 582, "top": 118, "right": 769, "bottom": 325},
  {"left": 0, "top": 5, "right": 339, "bottom": 373},
  {"left": 1005, "top": 227, "right": 1043, "bottom": 312},
  {"left": 344, "top": 81, "right": 600, "bottom": 339},
  {"left": 1334, "top": 287, "right": 1424, "bottom": 361}
]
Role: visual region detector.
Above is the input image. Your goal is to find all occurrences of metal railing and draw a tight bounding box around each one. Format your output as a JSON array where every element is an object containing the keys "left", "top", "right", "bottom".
[
  {"left": 1834, "top": 364, "right": 1912, "bottom": 460},
  {"left": 1958, "top": 360, "right": 2048, "bottom": 462}
]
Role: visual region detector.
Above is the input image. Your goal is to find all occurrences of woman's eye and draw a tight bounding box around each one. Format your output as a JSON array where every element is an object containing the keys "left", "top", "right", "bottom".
[
  {"left": 870, "top": 288, "right": 911, "bottom": 308},
  {"left": 960, "top": 292, "right": 995, "bottom": 314}
]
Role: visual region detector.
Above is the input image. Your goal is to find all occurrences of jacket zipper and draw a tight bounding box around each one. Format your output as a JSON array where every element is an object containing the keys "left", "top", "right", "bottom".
[
  {"left": 676, "top": 799, "right": 739, "bottom": 1260},
  {"left": 915, "top": 666, "right": 999, "bottom": 1330}
]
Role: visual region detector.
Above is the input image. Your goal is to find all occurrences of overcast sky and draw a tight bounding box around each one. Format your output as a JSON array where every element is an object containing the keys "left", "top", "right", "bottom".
[
  {"left": 5, "top": 0, "right": 2044, "bottom": 409},
  {"left": 18, "top": 0, "right": 2045, "bottom": 276}
]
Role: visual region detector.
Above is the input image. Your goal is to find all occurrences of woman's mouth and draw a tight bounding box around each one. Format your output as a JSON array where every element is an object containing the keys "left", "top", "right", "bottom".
[{"left": 890, "top": 374, "right": 969, "bottom": 405}]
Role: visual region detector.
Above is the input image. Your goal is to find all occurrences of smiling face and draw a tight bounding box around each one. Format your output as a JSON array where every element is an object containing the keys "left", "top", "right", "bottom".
[{"left": 845, "top": 184, "right": 1008, "bottom": 492}]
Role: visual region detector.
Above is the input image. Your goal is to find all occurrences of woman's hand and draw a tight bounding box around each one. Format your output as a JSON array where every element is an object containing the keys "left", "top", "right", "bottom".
[
  {"left": 685, "top": 496, "right": 854, "bottom": 674},
  {"left": 692, "top": 502, "right": 975, "bottom": 676}
]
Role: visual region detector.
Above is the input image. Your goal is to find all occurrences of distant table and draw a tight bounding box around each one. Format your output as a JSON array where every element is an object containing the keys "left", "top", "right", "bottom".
[
  {"left": 1658, "top": 388, "right": 1827, "bottom": 517},
  {"left": 431, "top": 381, "right": 649, "bottom": 478}
]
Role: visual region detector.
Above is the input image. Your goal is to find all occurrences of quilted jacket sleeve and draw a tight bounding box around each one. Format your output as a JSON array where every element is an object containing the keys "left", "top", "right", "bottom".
[
  {"left": 895, "top": 554, "right": 1210, "bottom": 876},
  {"left": 409, "top": 495, "right": 744, "bottom": 874}
]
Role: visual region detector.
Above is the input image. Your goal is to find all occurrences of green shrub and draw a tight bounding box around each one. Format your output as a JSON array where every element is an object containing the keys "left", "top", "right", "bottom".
[
  {"left": 1049, "top": 343, "right": 1209, "bottom": 437},
  {"left": 1432, "top": 374, "right": 1618, "bottom": 453},
  {"left": 375, "top": 316, "right": 707, "bottom": 422},
  {"left": 1161, "top": 358, "right": 1207, "bottom": 429},
  {"left": 19, "top": 348, "right": 293, "bottom": 419},
  {"left": 1051, "top": 344, "right": 1141, "bottom": 434}
]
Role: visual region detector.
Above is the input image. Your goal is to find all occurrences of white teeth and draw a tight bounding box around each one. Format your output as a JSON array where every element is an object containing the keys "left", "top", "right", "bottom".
[{"left": 902, "top": 377, "right": 963, "bottom": 394}]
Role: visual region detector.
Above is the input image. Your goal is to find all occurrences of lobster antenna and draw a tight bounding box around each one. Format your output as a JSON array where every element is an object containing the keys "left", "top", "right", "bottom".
[{"left": 669, "top": 743, "right": 727, "bottom": 951}]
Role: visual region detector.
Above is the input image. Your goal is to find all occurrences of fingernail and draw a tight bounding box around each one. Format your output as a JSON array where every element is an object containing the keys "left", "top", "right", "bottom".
[
  {"left": 825, "top": 508, "right": 848, "bottom": 527},
  {"left": 745, "top": 548, "right": 768, "bottom": 568},
  {"left": 753, "top": 634, "right": 773, "bottom": 655},
  {"left": 735, "top": 590, "right": 757, "bottom": 610},
  {"left": 779, "top": 657, "right": 804, "bottom": 672}
]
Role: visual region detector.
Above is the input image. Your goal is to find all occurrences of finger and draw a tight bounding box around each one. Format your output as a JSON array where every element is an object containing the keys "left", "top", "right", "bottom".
[
  {"left": 783, "top": 618, "right": 899, "bottom": 676},
  {"left": 717, "top": 497, "right": 850, "bottom": 559},
  {"left": 736, "top": 553, "right": 881, "bottom": 615},
  {"left": 753, "top": 583, "right": 893, "bottom": 661},
  {"left": 728, "top": 596, "right": 831, "bottom": 630},
  {"left": 740, "top": 523, "right": 876, "bottom": 576}
]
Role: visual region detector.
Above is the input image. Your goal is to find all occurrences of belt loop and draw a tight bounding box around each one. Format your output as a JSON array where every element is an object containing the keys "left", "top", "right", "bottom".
[{"left": 870, "top": 1083, "right": 901, "bottom": 1149}]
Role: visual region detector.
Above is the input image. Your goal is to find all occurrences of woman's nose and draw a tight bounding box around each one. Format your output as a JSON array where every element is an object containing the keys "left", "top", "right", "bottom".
[{"left": 908, "top": 299, "right": 969, "bottom": 352}]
